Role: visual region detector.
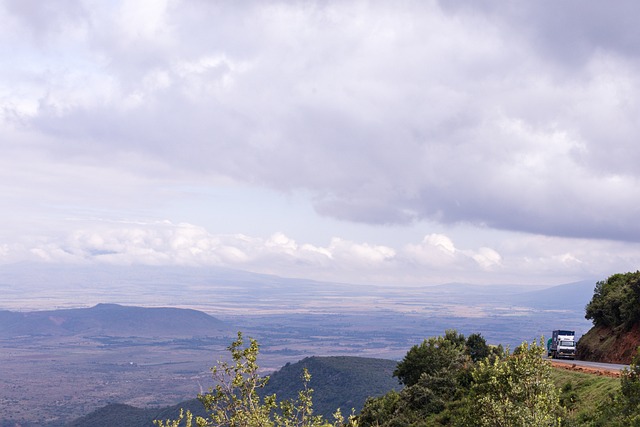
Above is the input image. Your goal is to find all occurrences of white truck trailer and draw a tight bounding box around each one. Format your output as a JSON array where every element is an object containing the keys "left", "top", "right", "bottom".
[{"left": 547, "top": 330, "right": 576, "bottom": 359}]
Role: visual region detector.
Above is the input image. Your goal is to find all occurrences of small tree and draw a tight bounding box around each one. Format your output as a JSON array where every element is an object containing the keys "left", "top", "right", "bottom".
[
  {"left": 465, "top": 338, "right": 563, "bottom": 427},
  {"left": 585, "top": 271, "right": 640, "bottom": 329},
  {"left": 155, "top": 332, "right": 356, "bottom": 427},
  {"left": 393, "top": 329, "right": 467, "bottom": 387},
  {"left": 360, "top": 330, "right": 473, "bottom": 426},
  {"left": 465, "top": 333, "right": 490, "bottom": 362},
  {"left": 620, "top": 350, "right": 640, "bottom": 412},
  {"left": 591, "top": 348, "right": 640, "bottom": 426}
]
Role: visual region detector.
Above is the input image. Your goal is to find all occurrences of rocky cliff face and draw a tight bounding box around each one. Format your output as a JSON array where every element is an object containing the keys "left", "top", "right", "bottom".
[{"left": 577, "top": 323, "right": 640, "bottom": 364}]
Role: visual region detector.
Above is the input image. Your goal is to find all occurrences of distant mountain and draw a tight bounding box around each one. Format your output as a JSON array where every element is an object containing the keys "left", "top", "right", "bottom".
[
  {"left": 427, "top": 282, "right": 548, "bottom": 294},
  {"left": 508, "top": 280, "right": 596, "bottom": 311},
  {"left": 67, "top": 356, "right": 400, "bottom": 426},
  {"left": 0, "top": 303, "right": 230, "bottom": 338},
  {"left": 0, "top": 261, "right": 599, "bottom": 318},
  {"left": 424, "top": 279, "right": 597, "bottom": 312}
]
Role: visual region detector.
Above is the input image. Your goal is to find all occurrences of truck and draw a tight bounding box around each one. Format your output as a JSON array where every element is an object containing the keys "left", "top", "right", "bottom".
[{"left": 547, "top": 330, "right": 576, "bottom": 359}]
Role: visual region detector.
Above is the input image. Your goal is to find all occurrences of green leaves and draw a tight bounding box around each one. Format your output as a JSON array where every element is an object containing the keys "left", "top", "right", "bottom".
[
  {"left": 466, "top": 339, "right": 562, "bottom": 427},
  {"left": 585, "top": 271, "right": 640, "bottom": 329},
  {"left": 368, "top": 334, "right": 564, "bottom": 426},
  {"left": 198, "top": 332, "right": 273, "bottom": 427},
  {"left": 361, "top": 330, "right": 482, "bottom": 426},
  {"left": 154, "top": 332, "right": 356, "bottom": 427},
  {"left": 393, "top": 329, "right": 468, "bottom": 387}
]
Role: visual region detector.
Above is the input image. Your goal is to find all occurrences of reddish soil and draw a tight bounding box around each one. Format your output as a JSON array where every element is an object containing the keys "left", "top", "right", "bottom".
[
  {"left": 577, "top": 323, "right": 640, "bottom": 364},
  {"left": 550, "top": 360, "right": 621, "bottom": 378},
  {"left": 610, "top": 323, "right": 640, "bottom": 363}
]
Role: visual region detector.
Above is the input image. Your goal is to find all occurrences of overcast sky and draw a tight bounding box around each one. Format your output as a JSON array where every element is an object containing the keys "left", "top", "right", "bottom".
[{"left": 2, "top": 0, "right": 640, "bottom": 286}]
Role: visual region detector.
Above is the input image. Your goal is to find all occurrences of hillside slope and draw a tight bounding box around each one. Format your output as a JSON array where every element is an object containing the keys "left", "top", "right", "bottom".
[
  {"left": 67, "top": 356, "right": 399, "bottom": 426},
  {"left": 577, "top": 272, "right": 640, "bottom": 364},
  {"left": 67, "top": 400, "right": 207, "bottom": 427},
  {"left": 262, "top": 356, "right": 399, "bottom": 418},
  {"left": 509, "top": 279, "right": 595, "bottom": 311},
  {"left": 577, "top": 324, "right": 640, "bottom": 364}
]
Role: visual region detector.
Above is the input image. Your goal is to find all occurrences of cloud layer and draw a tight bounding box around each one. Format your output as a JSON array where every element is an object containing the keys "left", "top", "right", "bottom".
[
  {"left": 0, "top": 220, "right": 632, "bottom": 286},
  {"left": 2, "top": 1, "right": 640, "bottom": 285}
]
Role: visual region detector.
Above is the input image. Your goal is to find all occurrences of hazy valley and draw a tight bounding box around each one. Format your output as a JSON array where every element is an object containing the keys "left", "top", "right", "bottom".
[{"left": 0, "top": 264, "right": 595, "bottom": 426}]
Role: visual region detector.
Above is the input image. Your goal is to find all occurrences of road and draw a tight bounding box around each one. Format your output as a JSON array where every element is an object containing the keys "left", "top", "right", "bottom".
[{"left": 549, "top": 359, "right": 629, "bottom": 371}]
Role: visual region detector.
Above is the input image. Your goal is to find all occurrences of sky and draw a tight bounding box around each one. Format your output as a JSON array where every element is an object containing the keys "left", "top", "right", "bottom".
[{"left": 2, "top": 0, "right": 640, "bottom": 287}]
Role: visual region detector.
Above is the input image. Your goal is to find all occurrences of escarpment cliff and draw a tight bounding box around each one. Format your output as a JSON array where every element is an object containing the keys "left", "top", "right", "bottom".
[
  {"left": 578, "top": 271, "right": 640, "bottom": 364},
  {"left": 577, "top": 323, "right": 640, "bottom": 364}
]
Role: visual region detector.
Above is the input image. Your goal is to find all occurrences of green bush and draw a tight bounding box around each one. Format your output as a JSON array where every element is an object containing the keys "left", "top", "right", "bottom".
[
  {"left": 154, "top": 332, "right": 356, "bottom": 427},
  {"left": 585, "top": 271, "right": 640, "bottom": 329},
  {"left": 465, "top": 339, "right": 563, "bottom": 427}
]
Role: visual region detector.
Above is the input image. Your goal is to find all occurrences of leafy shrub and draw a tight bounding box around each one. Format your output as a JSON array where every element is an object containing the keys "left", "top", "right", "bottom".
[
  {"left": 154, "top": 332, "right": 356, "bottom": 427},
  {"left": 585, "top": 271, "right": 640, "bottom": 329}
]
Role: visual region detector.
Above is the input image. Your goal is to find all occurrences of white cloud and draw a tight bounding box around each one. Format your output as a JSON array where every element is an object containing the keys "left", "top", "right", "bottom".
[
  {"left": 404, "top": 234, "right": 458, "bottom": 266},
  {"left": 327, "top": 237, "right": 396, "bottom": 265},
  {"left": 403, "top": 233, "right": 504, "bottom": 272},
  {"left": 5, "top": 1, "right": 633, "bottom": 240},
  {"left": 425, "top": 234, "right": 456, "bottom": 254},
  {"left": 1, "top": 218, "right": 638, "bottom": 286},
  {"left": 117, "top": 0, "right": 170, "bottom": 42},
  {"left": 470, "top": 247, "right": 503, "bottom": 270},
  {"left": 3, "top": 1, "right": 640, "bottom": 287},
  {"left": 13, "top": 223, "right": 397, "bottom": 281},
  {"left": 265, "top": 232, "right": 298, "bottom": 254}
]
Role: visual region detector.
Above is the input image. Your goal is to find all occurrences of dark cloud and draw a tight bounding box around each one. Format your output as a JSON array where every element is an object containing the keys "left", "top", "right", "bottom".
[
  {"left": 438, "top": 0, "right": 640, "bottom": 65},
  {"left": 3, "top": 0, "right": 88, "bottom": 43},
  {"left": 7, "top": 1, "right": 640, "bottom": 242}
]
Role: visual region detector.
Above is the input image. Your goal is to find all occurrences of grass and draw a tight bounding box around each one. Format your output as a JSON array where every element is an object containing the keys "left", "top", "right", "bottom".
[{"left": 550, "top": 367, "right": 620, "bottom": 423}]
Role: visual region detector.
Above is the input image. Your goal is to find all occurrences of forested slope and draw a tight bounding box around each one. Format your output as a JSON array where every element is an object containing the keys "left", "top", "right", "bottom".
[
  {"left": 577, "top": 271, "right": 640, "bottom": 363},
  {"left": 67, "top": 356, "right": 398, "bottom": 426},
  {"left": 261, "top": 356, "right": 399, "bottom": 418}
]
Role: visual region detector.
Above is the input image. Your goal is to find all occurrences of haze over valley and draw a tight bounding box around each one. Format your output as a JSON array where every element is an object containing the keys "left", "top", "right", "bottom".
[{"left": 0, "top": 264, "right": 593, "bottom": 426}]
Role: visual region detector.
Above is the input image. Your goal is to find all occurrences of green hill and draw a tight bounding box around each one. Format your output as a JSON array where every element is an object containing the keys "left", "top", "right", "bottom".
[
  {"left": 67, "top": 356, "right": 399, "bottom": 426},
  {"left": 66, "top": 403, "right": 157, "bottom": 427},
  {"left": 67, "top": 399, "right": 207, "bottom": 427},
  {"left": 261, "top": 356, "right": 400, "bottom": 419}
]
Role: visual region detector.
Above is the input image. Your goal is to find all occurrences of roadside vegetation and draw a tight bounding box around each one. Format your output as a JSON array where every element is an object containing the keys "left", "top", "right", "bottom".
[
  {"left": 155, "top": 332, "right": 566, "bottom": 426},
  {"left": 358, "top": 335, "right": 563, "bottom": 426},
  {"left": 585, "top": 271, "right": 640, "bottom": 329},
  {"left": 549, "top": 369, "right": 620, "bottom": 425}
]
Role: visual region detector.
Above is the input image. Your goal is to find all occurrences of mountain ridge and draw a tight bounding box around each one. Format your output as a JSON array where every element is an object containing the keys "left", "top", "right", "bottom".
[{"left": 0, "top": 303, "right": 230, "bottom": 338}]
